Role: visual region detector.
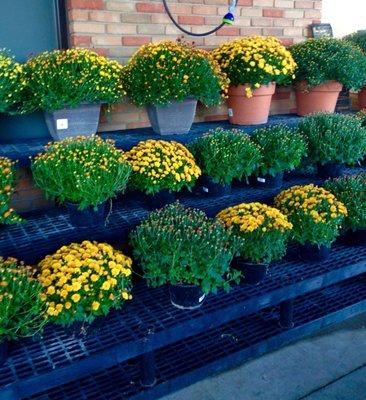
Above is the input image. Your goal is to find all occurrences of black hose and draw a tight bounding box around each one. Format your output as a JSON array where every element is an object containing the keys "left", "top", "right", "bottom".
[{"left": 162, "top": 0, "right": 225, "bottom": 37}]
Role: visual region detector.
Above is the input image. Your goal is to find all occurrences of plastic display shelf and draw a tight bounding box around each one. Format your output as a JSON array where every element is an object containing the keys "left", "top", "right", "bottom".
[
  {"left": 1, "top": 245, "right": 365, "bottom": 399},
  {"left": 0, "top": 115, "right": 300, "bottom": 167},
  {"left": 24, "top": 275, "right": 366, "bottom": 400}
]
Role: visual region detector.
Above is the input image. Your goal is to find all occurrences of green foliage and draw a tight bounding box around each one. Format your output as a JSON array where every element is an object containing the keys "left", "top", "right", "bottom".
[
  {"left": 298, "top": 113, "right": 366, "bottom": 165},
  {"left": 189, "top": 128, "right": 262, "bottom": 185},
  {"left": 325, "top": 173, "right": 366, "bottom": 231},
  {"left": 251, "top": 125, "right": 307, "bottom": 176},
  {"left": 290, "top": 38, "right": 366, "bottom": 90},
  {"left": 0, "top": 257, "right": 46, "bottom": 342},
  {"left": 22, "top": 48, "right": 125, "bottom": 112},
  {"left": 129, "top": 202, "right": 240, "bottom": 294},
  {"left": 344, "top": 30, "right": 366, "bottom": 53},
  {"left": 122, "top": 41, "right": 228, "bottom": 107},
  {"left": 31, "top": 136, "right": 131, "bottom": 210}
]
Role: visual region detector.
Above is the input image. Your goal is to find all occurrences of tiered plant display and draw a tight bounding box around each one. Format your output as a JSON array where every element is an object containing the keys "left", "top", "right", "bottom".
[
  {"left": 274, "top": 184, "right": 348, "bottom": 261},
  {"left": 129, "top": 202, "right": 239, "bottom": 309},
  {"left": 38, "top": 241, "right": 133, "bottom": 331},
  {"left": 125, "top": 140, "right": 201, "bottom": 209},
  {"left": 217, "top": 203, "right": 292, "bottom": 284},
  {"left": 325, "top": 173, "right": 366, "bottom": 246},
  {"left": 31, "top": 136, "right": 131, "bottom": 227},
  {"left": 251, "top": 125, "right": 307, "bottom": 189},
  {"left": 297, "top": 113, "right": 366, "bottom": 179},
  {"left": 123, "top": 40, "right": 229, "bottom": 135},
  {"left": 0, "top": 257, "right": 46, "bottom": 365},
  {"left": 290, "top": 38, "right": 366, "bottom": 115},
  {"left": 0, "top": 157, "right": 23, "bottom": 225},
  {"left": 189, "top": 128, "right": 262, "bottom": 195},
  {"left": 213, "top": 36, "right": 296, "bottom": 125},
  {"left": 22, "top": 49, "right": 125, "bottom": 140}
]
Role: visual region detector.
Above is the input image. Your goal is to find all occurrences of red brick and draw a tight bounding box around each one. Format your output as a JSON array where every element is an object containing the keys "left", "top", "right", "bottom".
[
  {"left": 127, "top": 121, "right": 150, "bottom": 129},
  {"left": 204, "top": 114, "right": 228, "bottom": 122},
  {"left": 273, "top": 90, "right": 291, "bottom": 100},
  {"left": 93, "top": 48, "right": 108, "bottom": 56},
  {"left": 70, "top": 35, "right": 91, "bottom": 46},
  {"left": 216, "top": 26, "right": 240, "bottom": 36},
  {"left": 68, "top": 9, "right": 89, "bottom": 21},
  {"left": 192, "top": 5, "right": 217, "bottom": 14},
  {"left": 122, "top": 36, "right": 151, "bottom": 46},
  {"left": 280, "top": 38, "right": 294, "bottom": 45},
  {"left": 263, "top": 8, "right": 284, "bottom": 17},
  {"left": 178, "top": 15, "right": 204, "bottom": 25},
  {"left": 136, "top": 2, "right": 165, "bottom": 13},
  {"left": 238, "top": 0, "right": 253, "bottom": 5},
  {"left": 295, "top": 1, "right": 314, "bottom": 8},
  {"left": 68, "top": 0, "right": 104, "bottom": 10}
]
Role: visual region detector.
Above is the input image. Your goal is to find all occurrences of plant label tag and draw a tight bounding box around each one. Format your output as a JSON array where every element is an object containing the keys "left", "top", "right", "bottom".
[
  {"left": 56, "top": 119, "right": 68, "bottom": 130},
  {"left": 199, "top": 294, "right": 205, "bottom": 303},
  {"left": 228, "top": 108, "right": 233, "bottom": 117},
  {"left": 202, "top": 186, "right": 209, "bottom": 193},
  {"left": 257, "top": 177, "right": 266, "bottom": 183}
]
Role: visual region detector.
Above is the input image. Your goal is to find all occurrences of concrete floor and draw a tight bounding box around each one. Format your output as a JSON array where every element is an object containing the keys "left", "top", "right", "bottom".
[{"left": 162, "top": 313, "right": 366, "bottom": 400}]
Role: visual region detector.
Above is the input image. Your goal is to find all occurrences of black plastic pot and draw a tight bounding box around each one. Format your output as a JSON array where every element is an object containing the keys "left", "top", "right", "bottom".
[
  {"left": 299, "top": 243, "right": 331, "bottom": 262},
  {"left": 232, "top": 257, "right": 268, "bottom": 285},
  {"left": 317, "top": 163, "right": 344, "bottom": 179},
  {"left": 147, "top": 190, "right": 175, "bottom": 210},
  {"left": 345, "top": 229, "right": 366, "bottom": 246},
  {"left": 200, "top": 175, "right": 231, "bottom": 196},
  {"left": 169, "top": 284, "right": 206, "bottom": 310},
  {"left": 0, "top": 340, "right": 8, "bottom": 366},
  {"left": 253, "top": 172, "right": 284, "bottom": 189},
  {"left": 66, "top": 201, "right": 106, "bottom": 228}
]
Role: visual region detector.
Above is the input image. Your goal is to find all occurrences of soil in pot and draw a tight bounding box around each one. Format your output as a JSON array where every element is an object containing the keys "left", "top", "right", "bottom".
[
  {"left": 169, "top": 284, "right": 206, "bottom": 310},
  {"left": 317, "top": 163, "right": 345, "bottom": 179},
  {"left": 345, "top": 229, "right": 366, "bottom": 246},
  {"left": 0, "top": 340, "right": 8, "bottom": 367},
  {"left": 252, "top": 172, "right": 284, "bottom": 189},
  {"left": 66, "top": 201, "right": 107, "bottom": 228},
  {"left": 227, "top": 83, "right": 276, "bottom": 125},
  {"left": 295, "top": 81, "right": 343, "bottom": 116},
  {"left": 146, "top": 190, "right": 175, "bottom": 211},
  {"left": 200, "top": 175, "right": 231, "bottom": 196},
  {"left": 298, "top": 243, "right": 331, "bottom": 262},
  {"left": 231, "top": 257, "right": 268, "bottom": 285}
]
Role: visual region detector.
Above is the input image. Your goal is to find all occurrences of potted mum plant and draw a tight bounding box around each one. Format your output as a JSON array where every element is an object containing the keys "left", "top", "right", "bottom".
[
  {"left": 290, "top": 38, "right": 366, "bottom": 116},
  {"left": 217, "top": 203, "right": 292, "bottom": 284},
  {"left": 325, "top": 173, "right": 366, "bottom": 246},
  {"left": 129, "top": 202, "right": 239, "bottom": 309},
  {"left": 189, "top": 128, "right": 262, "bottom": 196},
  {"left": 22, "top": 49, "right": 125, "bottom": 140},
  {"left": 31, "top": 136, "right": 131, "bottom": 227},
  {"left": 213, "top": 36, "right": 296, "bottom": 125},
  {"left": 122, "top": 40, "right": 229, "bottom": 135},
  {"left": 125, "top": 140, "right": 201, "bottom": 209},
  {"left": 38, "top": 241, "right": 133, "bottom": 334},
  {"left": 274, "top": 184, "right": 348, "bottom": 262},
  {"left": 344, "top": 30, "right": 366, "bottom": 109},
  {"left": 0, "top": 257, "right": 46, "bottom": 366},
  {"left": 298, "top": 113, "right": 366, "bottom": 179},
  {"left": 0, "top": 157, "right": 23, "bottom": 225},
  {"left": 251, "top": 125, "right": 307, "bottom": 189}
]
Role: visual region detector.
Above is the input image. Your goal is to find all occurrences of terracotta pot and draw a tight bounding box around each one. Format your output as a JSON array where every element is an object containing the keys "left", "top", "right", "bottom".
[
  {"left": 295, "top": 81, "right": 343, "bottom": 116},
  {"left": 358, "top": 87, "right": 366, "bottom": 110},
  {"left": 227, "top": 83, "right": 276, "bottom": 125}
]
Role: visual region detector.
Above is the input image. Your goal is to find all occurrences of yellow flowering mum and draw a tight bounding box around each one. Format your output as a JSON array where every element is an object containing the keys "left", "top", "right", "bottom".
[
  {"left": 38, "top": 241, "right": 133, "bottom": 325},
  {"left": 125, "top": 139, "right": 201, "bottom": 194}
]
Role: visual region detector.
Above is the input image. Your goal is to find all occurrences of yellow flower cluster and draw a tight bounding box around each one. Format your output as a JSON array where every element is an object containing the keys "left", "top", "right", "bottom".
[
  {"left": 212, "top": 36, "right": 297, "bottom": 96},
  {"left": 274, "top": 184, "right": 348, "bottom": 224},
  {"left": 38, "top": 241, "right": 133, "bottom": 325},
  {"left": 217, "top": 202, "right": 292, "bottom": 233},
  {"left": 125, "top": 140, "right": 201, "bottom": 194}
]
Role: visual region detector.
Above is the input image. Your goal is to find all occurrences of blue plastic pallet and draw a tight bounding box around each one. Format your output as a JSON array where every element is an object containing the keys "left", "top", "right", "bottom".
[{"left": 23, "top": 274, "right": 366, "bottom": 400}]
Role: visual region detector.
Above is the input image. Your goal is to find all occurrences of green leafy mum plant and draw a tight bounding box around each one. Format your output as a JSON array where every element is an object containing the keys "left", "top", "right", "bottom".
[
  {"left": 274, "top": 184, "right": 348, "bottom": 246},
  {"left": 189, "top": 128, "right": 262, "bottom": 186},
  {"left": 344, "top": 30, "right": 366, "bottom": 54},
  {"left": 297, "top": 113, "right": 366, "bottom": 166},
  {"left": 251, "top": 125, "right": 307, "bottom": 177},
  {"left": 122, "top": 40, "right": 229, "bottom": 107},
  {"left": 22, "top": 48, "right": 125, "bottom": 112},
  {"left": 0, "top": 257, "right": 46, "bottom": 343},
  {"left": 290, "top": 38, "right": 366, "bottom": 90},
  {"left": 129, "top": 202, "right": 240, "bottom": 294},
  {"left": 325, "top": 173, "right": 366, "bottom": 232},
  {"left": 217, "top": 202, "right": 293, "bottom": 264},
  {"left": 31, "top": 136, "right": 132, "bottom": 210},
  {"left": 0, "top": 157, "right": 23, "bottom": 225}
]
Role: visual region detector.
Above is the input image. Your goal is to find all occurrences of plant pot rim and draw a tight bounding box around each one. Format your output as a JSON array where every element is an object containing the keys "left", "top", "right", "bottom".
[
  {"left": 147, "top": 96, "right": 197, "bottom": 108},
  {"left": 295, "top": 80, "right": 343, "bottom": 92},
  {"left": 46, "top": 102, "right": 103, "bottom": 112},
  {"left": 228, "top": 82, "right": 276, "bottom": 96},
  {"left": 235, "top": 257, "right": 269, "bottom": 267}
]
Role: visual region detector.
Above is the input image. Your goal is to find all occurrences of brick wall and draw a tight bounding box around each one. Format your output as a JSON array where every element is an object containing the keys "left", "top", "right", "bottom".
[{"left": 66, "top": 0, "right": 322, "bottom": 130}]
